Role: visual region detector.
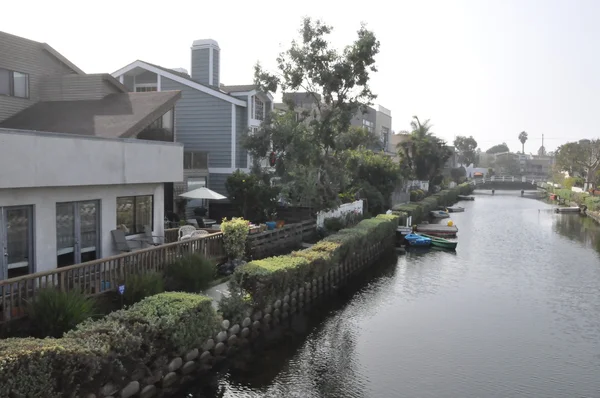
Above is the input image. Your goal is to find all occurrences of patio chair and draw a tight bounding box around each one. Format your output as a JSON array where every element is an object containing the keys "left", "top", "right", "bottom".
[
  {"left": 190, "top": 229, "right": 209, "bottom": 238},
  {"left": 178, "top": 225, "right": 197, "bottom": 241},
  {"left": 111, "top": 229, "right": 140, "bottom": 252},
  {"left": 141, "top": 225, "right": 164, "bottom": 246}
]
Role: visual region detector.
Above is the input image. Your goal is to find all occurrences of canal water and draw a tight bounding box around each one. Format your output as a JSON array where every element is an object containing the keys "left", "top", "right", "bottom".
[{"left": 184, "top": 192, "right": 600, "bottom": 398}]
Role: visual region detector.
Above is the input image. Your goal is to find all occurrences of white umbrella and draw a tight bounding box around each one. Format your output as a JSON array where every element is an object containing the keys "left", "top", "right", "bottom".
[{"left": 179, "top": 187, "right": 227, "bottom": 200}]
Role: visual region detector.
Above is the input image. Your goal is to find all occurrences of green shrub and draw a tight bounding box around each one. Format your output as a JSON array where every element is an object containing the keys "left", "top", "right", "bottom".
[
  {"left": 27, "top": 288, "right": 97, "bottom": 338},
  {"left": 124, "top": 271, "right": 165, "bottom": 305},
  {"left": 0, "top": 338, "right": 103, "bottom": 398},
  {"left": 221, "top": 217, "right": 249, "bottom": 261},
  {"left": 218, "top": 280, "right": 254, "bottom": 324},
  {"left": 234, "top": 214, "right": 399, "bottom": 307},
  {"left": 392, "top": 183, "right": 473, "bottom": 223},
  {"left": 323, "top": 211, "right": 363, "bottom": 234},
  {"left": 166, "top": 253, "right": 215, "bottom": 292},
  {"left": 69, "top": 292, "right": 220, "bottom": 363}
]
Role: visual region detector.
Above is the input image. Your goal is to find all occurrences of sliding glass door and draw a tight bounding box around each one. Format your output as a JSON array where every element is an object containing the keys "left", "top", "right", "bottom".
[
  {"left": 56, "top": 201, "right": 99, "bottom": 267},
  {"left": 0, "top": 206, "right": 34, "bottom": 280}
]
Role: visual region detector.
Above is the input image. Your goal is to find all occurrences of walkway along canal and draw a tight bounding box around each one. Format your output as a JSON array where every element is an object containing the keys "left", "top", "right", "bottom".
[{"left": 182, "top": 192, "right": 600, "bottom": 398}]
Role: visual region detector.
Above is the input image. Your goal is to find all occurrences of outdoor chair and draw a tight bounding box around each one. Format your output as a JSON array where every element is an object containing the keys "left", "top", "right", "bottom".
[
  {"left": 141, "top": 225, "right": 164, "bottom": 246},
  {"left": 111, "top": 229, "right": 141, "bottom": 252},
  {"left": 190, "top": 229, "right": 209, "bottom": 238},
  {"left": 178, "top": 225, "right": 197, "bottom": 241}
]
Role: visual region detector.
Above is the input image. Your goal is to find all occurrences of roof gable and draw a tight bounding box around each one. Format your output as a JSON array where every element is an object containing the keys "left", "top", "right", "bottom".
[{"left": 112, "top": 60, "right": 247, "bottom": 107}]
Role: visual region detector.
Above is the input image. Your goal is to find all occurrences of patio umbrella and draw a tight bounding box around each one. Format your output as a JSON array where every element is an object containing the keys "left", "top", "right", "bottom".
[{"left": 179, "top": 187, "right": 227, "bottom": 200}]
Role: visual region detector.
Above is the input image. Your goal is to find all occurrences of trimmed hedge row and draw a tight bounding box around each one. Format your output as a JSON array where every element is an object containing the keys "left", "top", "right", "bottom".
[
  {"left": 546, "top": 187, "right": 600, "bottom": 211},
  {"left": 233, "top": 214, "right": 400, "bottom": 307},
  {"left": 392, "top": 182, "right": 474, "bottom": 223},
  {"left": 0, "top": 292, "right": 220, "bottom": 397}
]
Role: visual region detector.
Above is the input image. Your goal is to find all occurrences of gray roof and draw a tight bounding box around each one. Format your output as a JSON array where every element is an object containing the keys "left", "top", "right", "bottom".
[
  {"left": 0, "top": 91, "right": 181, "bottom": 139},
  {"left": 220, "top": 84, "right": 258, "bottom": 93}
]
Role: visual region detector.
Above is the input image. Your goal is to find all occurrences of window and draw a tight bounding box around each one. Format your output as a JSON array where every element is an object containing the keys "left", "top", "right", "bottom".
[
  {"left": 362, "top": 119, "right": 374, "bottom": 134},
  {"left": 253, "top": 96, "right": 264, "bottom": 120},
  {"left": 135, "top": 85, "right": 157, "bottom": 92},
  {"left": 381, "top": 126, "right": 390, "bottom": 149},
  {"left": 0, "top": 68, "right": 29, "bottom": 98},
  {"left": 116, "top": 195, "right": 153, "bottom": 235},
  {"left": 183, "top": 151, "right": 209, "bottom": 169}
]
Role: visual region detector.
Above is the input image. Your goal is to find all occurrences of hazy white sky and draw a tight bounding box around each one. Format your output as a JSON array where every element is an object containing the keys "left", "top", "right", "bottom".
[{"left": 4, "top": 0, "right": 599, "bottom": 152}]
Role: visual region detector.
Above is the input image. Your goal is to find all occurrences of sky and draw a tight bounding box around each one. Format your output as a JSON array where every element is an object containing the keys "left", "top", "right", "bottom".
[{"left": 3, "top": 0, "right": 599, "bottom": 152}]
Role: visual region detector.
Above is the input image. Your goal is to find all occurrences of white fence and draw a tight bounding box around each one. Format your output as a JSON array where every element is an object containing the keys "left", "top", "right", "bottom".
[
  {"left": 572, "top": 187, "right": 584, "bottom": 193},
  {"left": 316, "top": 200, "right": 364, "bottom": 228},
  {"left": 407, "top": 180, "right": 429, "bottom": 192}
]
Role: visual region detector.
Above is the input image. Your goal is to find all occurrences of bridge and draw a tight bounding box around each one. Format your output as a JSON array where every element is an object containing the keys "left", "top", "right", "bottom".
[{"left": 472, "top": 176, "right": 540, "bottom": 190}]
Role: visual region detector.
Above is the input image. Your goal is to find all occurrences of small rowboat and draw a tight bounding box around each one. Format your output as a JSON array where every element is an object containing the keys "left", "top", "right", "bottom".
[
  {"left": 430, "top": 210, "right": 450, "bottom": 219},
  {"left": 404, "top": 233, "right": 431, "bottom": 247},
  {"left": 554, "top": 207, "right": 580, "bottom": 213},
  {"left": 446, "top": 206, "right": 465, "bottom": 213},
  {"left": 457, "top": 195, "right": 475, "bottom": 201},
  {"left": 417, "top": 233, "right": 458, "bottom": 250}
]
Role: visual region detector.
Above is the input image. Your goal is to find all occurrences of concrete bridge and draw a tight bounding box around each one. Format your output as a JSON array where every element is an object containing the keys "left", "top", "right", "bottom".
[{"left": 472, "top": 176, "right": 540, "bottom": 190}]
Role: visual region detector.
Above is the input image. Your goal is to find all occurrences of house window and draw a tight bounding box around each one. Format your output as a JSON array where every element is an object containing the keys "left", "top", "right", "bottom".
[
  {"left": 253, "top": 96, "right": 264, "bottom": 121},
  {"left": 135, "top": 85, "right": 157, "bottom": 92},
  {"left": 362, "top": 119, "right": 374, "bottom": 134},
  {"left": 183, "top": 151, "right": 209, "bottom": 169},
  {"left": 116, "top": 195, "right": 153, "bottom": 235},
  {"left": 381, "top": 126, "right": 390, "bottom": 149},
  {"left": 0, "top": 68, "right": 29, "bottom": 98}
]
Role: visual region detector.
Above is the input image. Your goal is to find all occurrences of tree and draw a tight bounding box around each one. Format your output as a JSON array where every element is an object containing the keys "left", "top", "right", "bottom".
[
  {"left": 397, "top": 116, "right": 452, "bottom": 189},
  {"left": 494, "top": 154, "right": 521, "bottom": 175},
  {"left": 246, "top": 18, "right": 381, "bottom": 211},
  {"left": 453, "top": 136, "right": 478, "bottom": 167},
  {"left": 450, "top": 166, "right": 467, "bottom": 183},
  {"left": 554, "top": 139, "right": 600, "bottom": 190},
  {"left": 518, "top": 131, "right": 528, "bottom": 154},
  {"left": 486, "top": 143, "right": 510, "bottom": 154},
  {"left": 342, "top": 149, "right": 401, "bottom": 214},
  {"left": 225, "top": 170, "right": 279, "bottom": 222}
]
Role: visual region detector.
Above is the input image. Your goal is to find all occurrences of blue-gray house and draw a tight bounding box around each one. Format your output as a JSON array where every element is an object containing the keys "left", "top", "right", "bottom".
[{"left": 112, "top": 39, "right": 273, "bottom": 212}]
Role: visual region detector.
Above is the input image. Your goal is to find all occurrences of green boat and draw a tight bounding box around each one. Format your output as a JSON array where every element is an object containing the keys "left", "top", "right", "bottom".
[{"left": 416, "top": 233, "right": 458, "bottom": 250}]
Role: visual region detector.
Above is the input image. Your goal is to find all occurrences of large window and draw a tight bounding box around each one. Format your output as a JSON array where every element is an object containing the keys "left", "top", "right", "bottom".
[
  {"left": 0, "top": 68, "right": 29, "bottom": 98},
  {"left": 183, "top": 151, "right": 209, "bottom": 169},
  {"left": 116, "top": 196, "right": 153, "bottom": 235},
  {"left": 253, "top": 96, "right": 264, "bottom": 121}
]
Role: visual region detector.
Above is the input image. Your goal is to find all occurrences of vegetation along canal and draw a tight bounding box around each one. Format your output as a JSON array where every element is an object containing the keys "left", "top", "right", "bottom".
[{"left": 183, "top": 192, "right": 600, "bottom": 398}]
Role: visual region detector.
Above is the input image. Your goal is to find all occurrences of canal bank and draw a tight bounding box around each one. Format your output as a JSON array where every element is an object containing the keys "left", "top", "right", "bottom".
[{"left": 183, "top": 193, "right": 600, "bottom": 398}]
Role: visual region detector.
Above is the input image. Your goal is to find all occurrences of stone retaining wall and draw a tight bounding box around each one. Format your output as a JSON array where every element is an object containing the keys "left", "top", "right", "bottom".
[{"left": 95, "top": 235, "right": 395, "bottom": 398}]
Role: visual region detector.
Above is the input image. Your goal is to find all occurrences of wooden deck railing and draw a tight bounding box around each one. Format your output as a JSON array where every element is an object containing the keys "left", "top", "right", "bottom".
[
  {"left": 0, "top": 232, "right": 226, "bottom": 323},
  {"left": 247, "top": 220, "right": 316, "bottom": 259}
]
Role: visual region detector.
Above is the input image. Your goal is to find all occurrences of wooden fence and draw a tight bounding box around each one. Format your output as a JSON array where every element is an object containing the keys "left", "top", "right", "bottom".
[
  {"left": 247, "top": 220, "right": 316, "bottom": 260},
  {"left": 0, "top": 233, "right": 226, "bottom": 323}
]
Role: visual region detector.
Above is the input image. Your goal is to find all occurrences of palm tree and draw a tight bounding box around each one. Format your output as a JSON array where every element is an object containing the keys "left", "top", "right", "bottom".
[{"left": 518, "top": 131, "right": 528, "bottom": 154}]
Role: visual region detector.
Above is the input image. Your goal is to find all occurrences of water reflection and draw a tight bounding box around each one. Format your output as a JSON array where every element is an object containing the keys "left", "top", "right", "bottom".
[{"left": 183, "top": 196, "right": 600, "bottom": 398}]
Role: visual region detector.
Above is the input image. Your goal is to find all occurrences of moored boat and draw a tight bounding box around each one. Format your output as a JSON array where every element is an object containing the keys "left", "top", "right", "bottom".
[
  {"left": 554, "top": 207, "right": 581, "bottom": 213},
  {"left": 417, "top": 233, "right": 458, "bottom": 250},
  {"left": 404, "top": 233, "right": 432, "bottom": 247},
  {"left": 430, "top": 210, "right": 450, "bottom": 218},
  {"left": 447, "top": 206, "right": 465, "bottom": 213},
  {"left": 457, "top": 195, "right": 475, "bottom": 201}
]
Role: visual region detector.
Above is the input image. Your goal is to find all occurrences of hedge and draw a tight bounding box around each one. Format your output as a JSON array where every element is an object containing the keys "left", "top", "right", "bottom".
[
  {"left": 547, "top": 188, "right": 600, "bottom": 211},
  {"left": 392, "top": 182, "right": 474, "bottom": 223},
  {"left": 1, "top": 292, "right": 220, "bottom": 397},
  {"left": 233, "top": 214, "right": 399, "bottom": 307}
]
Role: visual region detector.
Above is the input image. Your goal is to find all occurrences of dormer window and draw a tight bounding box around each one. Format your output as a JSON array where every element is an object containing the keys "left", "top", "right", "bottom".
[
  {"left": 0, "top": 68, "right": 29, "bottom": 98},
  {"left": 135, "top": 84, "right": 157, "bottom": 92},
  {"left": 253, "top": 96, "right": 264, "bottom": 121}
]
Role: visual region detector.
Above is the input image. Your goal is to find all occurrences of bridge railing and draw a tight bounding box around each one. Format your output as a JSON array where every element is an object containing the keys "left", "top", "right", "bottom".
[{"left": 472, "top": 176, "right": 539, "bottom": 185}]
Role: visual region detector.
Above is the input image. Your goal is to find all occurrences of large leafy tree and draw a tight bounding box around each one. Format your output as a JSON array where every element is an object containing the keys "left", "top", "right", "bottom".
[
  {"left": 397, "top": 116, "right": 452, "bottom": 188},
  {"left": 486, "top": 143, "right": 510, "bottom": 154},
  {"left": 453, "top": 135, "right": 478, "bottom": 167},
  {"left": 554, "top": 139, "right": 600, "bottom": 189},
  {"left": 518, "top": 131, "right": 528, "bottom": 154},
  {"left": 246, "top": 18, "right": 381, "bottom": 211}
]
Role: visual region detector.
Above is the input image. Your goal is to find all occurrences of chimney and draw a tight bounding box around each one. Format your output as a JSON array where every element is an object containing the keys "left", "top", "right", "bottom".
[{"left": 191, "top": 39, "right": 220, "bottom": 87}]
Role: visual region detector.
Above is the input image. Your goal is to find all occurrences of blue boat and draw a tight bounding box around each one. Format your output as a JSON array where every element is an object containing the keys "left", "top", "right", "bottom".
[{"left": 404, "top": 233, "right": 432, "bottom": 247}]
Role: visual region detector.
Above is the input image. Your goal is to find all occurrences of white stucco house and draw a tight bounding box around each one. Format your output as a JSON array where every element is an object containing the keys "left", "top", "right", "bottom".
[{"left": 0, "top": 30, "right": 184, "bottom": 281}]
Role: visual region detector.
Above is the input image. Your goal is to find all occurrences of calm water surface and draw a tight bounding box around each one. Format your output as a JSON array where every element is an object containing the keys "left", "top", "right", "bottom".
[{"left": 185, "top": 193, "right": 600, "bottom": 398}]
